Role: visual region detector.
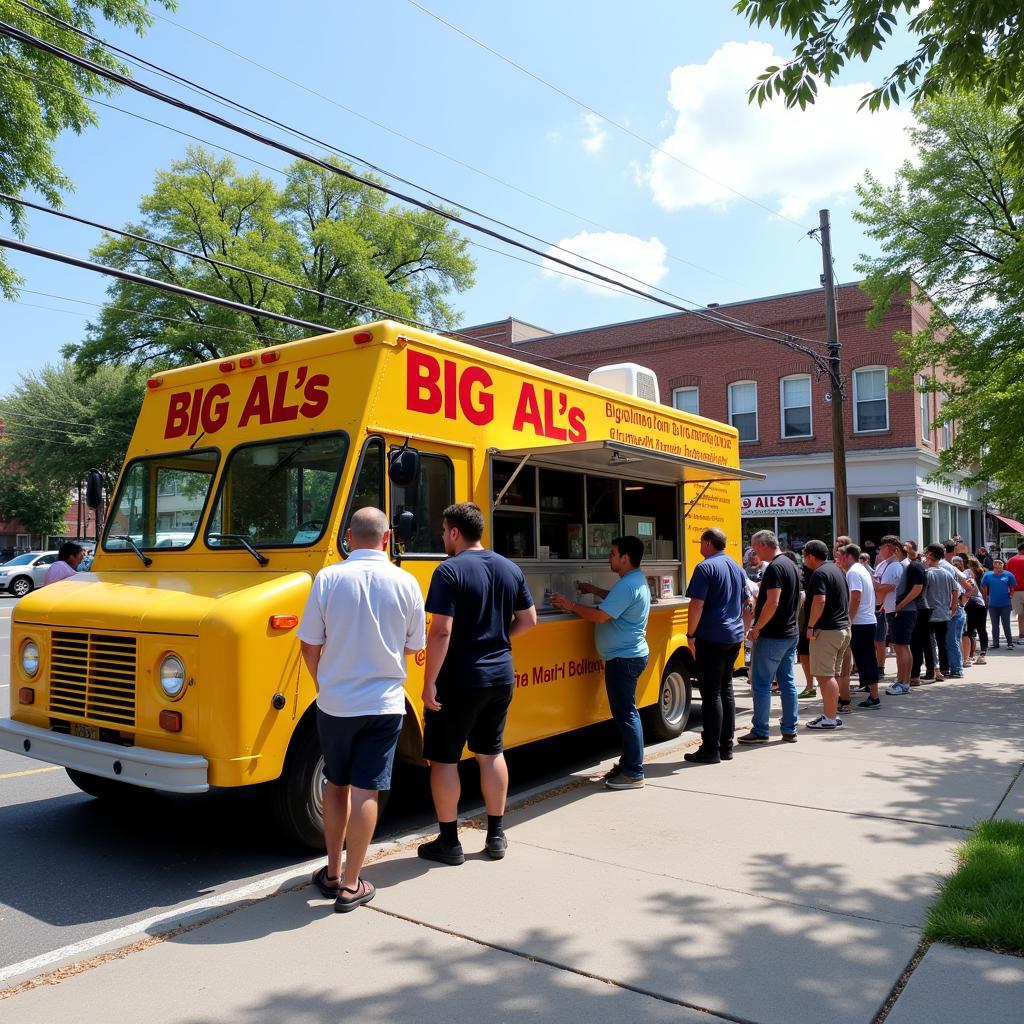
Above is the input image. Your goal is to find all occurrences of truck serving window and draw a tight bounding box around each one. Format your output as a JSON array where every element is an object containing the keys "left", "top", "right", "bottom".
[
  {"left": 103, "top": 450, "right": 220, "bottom": 551},
  {"left": 206, "top": 433, "right": 348, "bottom": 550}
]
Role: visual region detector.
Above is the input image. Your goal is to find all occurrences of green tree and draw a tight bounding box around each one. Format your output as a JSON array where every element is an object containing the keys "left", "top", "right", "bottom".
[
  {"left": 0, "top": 458, "right": 71, "bottom": 538},
  {"left": 0, "top": 0, "right": 175, "bottom": 298},
  {"left": 67, "top": 147, "right": 476, "bottom": 371},
  {"left": 735, "top": 1, "right": 1024, "bottom": 158},
  {"left": 0, "top": 361, "right": 143, "bottom": 496},
  {"left": 852, "top": 92, "right": 1024, "bottom": 513}
]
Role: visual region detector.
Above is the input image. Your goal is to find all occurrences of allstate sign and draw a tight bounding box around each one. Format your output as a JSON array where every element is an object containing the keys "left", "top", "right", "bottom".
[{"left": 741, "top": 492, "right": 832, "bottom": 517}]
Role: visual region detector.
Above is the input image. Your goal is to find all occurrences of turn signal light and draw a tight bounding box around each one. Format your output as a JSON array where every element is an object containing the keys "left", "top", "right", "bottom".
[
  {"left": 353, "top": 331, "right": 373, "bottom": 345},
  {"left": 18, "top": 687, "right": 34, "bottom": 705},
  {"left": 269, "top": 614, "right": 299, "bottom": 630},
  {"left": 260, "top": 350, "right": 280, "bottom": 364},
  {"left": 239, "top": 355, "right": 258, "bottom": 368},
  {"left": 146, "top": 377, "right": 163, "bottom": 390},
  {"left": 159, "top": 710, "right": 182, "bottom": 733}
]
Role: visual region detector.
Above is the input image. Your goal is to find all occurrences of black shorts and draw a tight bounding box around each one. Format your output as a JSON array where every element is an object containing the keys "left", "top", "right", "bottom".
[
  {"left": 422, "top": 684, "right": 514, "bottom": 764},
  {"left": 316, "top": 709, "right": 403, "bottom": 791}
]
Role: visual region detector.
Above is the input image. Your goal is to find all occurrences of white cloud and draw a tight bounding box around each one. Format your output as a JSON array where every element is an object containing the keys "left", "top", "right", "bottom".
[
  {"left": 643, "top": 40, "right": 914, "bottom": 218},
  {"left": 581, "top": 112, "right": 609, "bottom": 154},
  {"left": 542, "top": 231, "right": 668, "bottom": 296}
]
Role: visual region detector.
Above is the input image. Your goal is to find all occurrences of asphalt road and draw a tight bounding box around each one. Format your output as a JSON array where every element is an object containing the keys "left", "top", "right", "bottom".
[{"left": 0, "top": 595, "right": 707, "bottom": 978}]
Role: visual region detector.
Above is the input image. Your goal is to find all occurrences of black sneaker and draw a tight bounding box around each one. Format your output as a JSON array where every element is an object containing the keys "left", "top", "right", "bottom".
[
  {"left": 417, "top": 837, "right": 465, "bottom": 865},
  {"left": 484, "top": 832, "right": 508, "bottom": 859},
  {"left": 858, "top": 697, "right": 881, "bottom": 710},
  {"left": 719, "top": 748, "right": 734, "bottom": 760},
  {"left": 781, "top": 732, "right": 797, "bottom": 743},
  {"left": 683, "top": 749, "right": 721, "bottom": 765},
  {"left": 603, "top": 761, "right": 624, "bottom": 781},
  {"left": 737, "top": 731, "right": 769, "bottom": 745}
]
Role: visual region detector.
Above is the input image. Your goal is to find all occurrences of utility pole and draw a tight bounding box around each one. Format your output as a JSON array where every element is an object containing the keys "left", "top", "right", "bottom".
[{"left": 819, "top": 209, "right": 849, "bottom": 538}]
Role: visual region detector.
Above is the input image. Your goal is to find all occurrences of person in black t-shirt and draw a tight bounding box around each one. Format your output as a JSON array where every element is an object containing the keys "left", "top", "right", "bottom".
[
  {"left": 803, "top": 540, "right": 851, "bottom": 730},
  {"left": 418, "top": 502, "right": 536, "bottom": 866},
  {"left": 890, "top": 542, "right": 926, "bottom": 694},
  {"left": 739, "top": 530, "right": 802, "bottom": 745}
]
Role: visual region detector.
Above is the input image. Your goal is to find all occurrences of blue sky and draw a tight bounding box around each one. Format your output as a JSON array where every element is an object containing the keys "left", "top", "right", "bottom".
[{"left": 1, "top": 0, "right": 919, "bottom": 394}]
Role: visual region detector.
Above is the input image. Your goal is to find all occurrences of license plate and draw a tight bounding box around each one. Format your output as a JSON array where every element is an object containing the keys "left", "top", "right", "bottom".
[{"left": 71, "top": 723, "right": 100, "bottom": 741}]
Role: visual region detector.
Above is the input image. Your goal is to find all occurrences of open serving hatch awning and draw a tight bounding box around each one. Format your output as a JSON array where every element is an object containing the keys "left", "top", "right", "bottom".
[{"left": 491, "top": 440, "right": 765, "bottom": 512}]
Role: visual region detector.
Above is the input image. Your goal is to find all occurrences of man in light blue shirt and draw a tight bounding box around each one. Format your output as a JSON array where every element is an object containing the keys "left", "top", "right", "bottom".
[{"left": 551, "top": 536, "right": 650, "bottom": 789}]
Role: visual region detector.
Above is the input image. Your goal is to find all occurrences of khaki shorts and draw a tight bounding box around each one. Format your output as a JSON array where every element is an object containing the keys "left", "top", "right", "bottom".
[
  {"left": 1012, "top": 591, "right": 1024, "bottom": 616},
  {"left": 810, "top": 627, "right": 852, "bottom": 678}
]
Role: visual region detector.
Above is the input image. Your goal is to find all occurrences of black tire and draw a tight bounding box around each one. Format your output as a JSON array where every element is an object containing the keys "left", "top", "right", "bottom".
[
  {"left": 66, "top": 767, "right": 150, "bottom": 801},
  {"left": 9, "top": 576, "right": 32, "bottom": 598},
  {"left": 267, "top": 724, "right": 392, "bottom": 850},
  {"left": 642, "top": 653, "right": 693, "bottom": 740}
]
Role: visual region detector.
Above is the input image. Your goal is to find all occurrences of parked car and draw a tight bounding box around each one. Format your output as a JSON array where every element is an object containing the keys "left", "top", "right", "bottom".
[{"left": 0, "top": 550, "right": 59, "bottom": 597}]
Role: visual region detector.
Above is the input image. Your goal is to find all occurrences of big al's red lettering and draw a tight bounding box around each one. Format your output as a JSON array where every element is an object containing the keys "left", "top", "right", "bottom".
[
  {"left": 164, "top": 366, "right": 329, "bottom": 439},
  {"left": 512, "top": 383, "right": 586, "bottom": 443}
]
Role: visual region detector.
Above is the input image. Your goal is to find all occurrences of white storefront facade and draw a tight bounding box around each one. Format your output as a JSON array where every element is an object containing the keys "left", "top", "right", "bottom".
[{"left": 739, "top": 447, "right": 986, "bottom": 553}]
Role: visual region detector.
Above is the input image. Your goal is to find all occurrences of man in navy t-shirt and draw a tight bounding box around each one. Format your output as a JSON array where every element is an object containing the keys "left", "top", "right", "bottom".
[
  {"left": 684, "top": 527, "right": 747, "bottom": 764},
  {"left": 418, "top": 502, "right": 536, "bottom": 866}
]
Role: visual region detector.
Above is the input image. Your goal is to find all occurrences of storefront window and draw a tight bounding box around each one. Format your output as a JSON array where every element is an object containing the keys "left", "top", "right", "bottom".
[
  {"left": 937, "top": 502, "right": 952, "bottom": 541},
  {"left": 777, "top": 515, "right": 832, "bottom": 555},
  {"left": 921, "top": 500, "right": 934, "bottom": 545},
  {"left": 859, "top": 497, "right": 899, "bottom": 519},
  {"left": 742, "top": 516, "right": 775, "bottom": 550}
]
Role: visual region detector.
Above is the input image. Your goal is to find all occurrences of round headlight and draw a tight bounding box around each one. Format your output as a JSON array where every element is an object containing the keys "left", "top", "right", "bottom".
[
  {"left": 159, "top": 654, "right": 186, "bottom": 699},
  {"left": 21, "top": 640, "right": 40, "bottom": 678}
]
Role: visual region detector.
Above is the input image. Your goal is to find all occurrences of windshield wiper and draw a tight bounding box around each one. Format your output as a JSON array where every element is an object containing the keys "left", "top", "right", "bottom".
[
  {"left": 207, "top": 534, "right": 269, "bottom": 566},
  {"left": 111, "top": 535, "right": 153, "bottom": 567}
]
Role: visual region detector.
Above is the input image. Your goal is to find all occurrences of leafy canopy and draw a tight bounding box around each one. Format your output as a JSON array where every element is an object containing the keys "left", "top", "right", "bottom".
[
  {"left": 735, "top": 1, "right": 1024, "bottom": 159},
  {"left": 0, "top": 457, "right": 71, "bottom": 538},
  {"left": 853, "top": 92, "right": 1024, "bottom": 514},
  {"left": 67, "top": 147, "right": 476, "bottom": 372},
  {"left": 0, "top": 0, "right": 175, "bottom": 298}
]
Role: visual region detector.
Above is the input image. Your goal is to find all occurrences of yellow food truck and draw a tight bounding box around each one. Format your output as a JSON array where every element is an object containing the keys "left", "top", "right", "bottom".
[{"left": 1, "top": 321, "right": 760, "bottom": 846}]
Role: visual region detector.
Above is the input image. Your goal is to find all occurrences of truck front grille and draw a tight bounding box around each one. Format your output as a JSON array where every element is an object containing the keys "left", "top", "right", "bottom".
[{"left": 49, "top": 631, "right": 137, "bottom": 727}]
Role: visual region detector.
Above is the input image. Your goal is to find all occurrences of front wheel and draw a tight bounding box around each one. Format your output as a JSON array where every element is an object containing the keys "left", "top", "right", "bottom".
[
  {"left": 267, "top": 725, "right": 392, "bottom": 850},
  {"left": 9, "top": 576, "right": 32, "bottom": 598},
  {"left": 642, "top": 653, "right": 693, "bottom": 740}
]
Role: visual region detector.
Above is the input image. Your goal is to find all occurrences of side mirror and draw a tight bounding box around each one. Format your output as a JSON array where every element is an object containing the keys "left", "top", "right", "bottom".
[
  {"left": 394, "top": 510, "right": 416, "bottom": 544},
  {"left": 85, "top": 469, "right": 103, "bottom": 510},
  {"left": 388, "top": 441, "right": 419, "bottom": 488}
]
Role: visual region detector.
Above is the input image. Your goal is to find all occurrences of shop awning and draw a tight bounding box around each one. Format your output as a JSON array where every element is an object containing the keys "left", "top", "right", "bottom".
[
  {"left": 991, "top": 512, "right": 1024, "bottom": 535},
  {"left": 492, "top": 440, "right": 765, "bottom": 498}
]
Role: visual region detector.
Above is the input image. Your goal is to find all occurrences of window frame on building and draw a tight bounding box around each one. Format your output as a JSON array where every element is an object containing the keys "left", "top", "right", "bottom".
[
  {"left": 671, "top": 386, "right": 699, "bottom": 416},
  {"left": 728, "top": 380, "right": 758, "bottom": 443},
  {"left": 940, "top": 392, "right": 954, "bottom": 449},
  {"left": 919, "top": 377, "right": 931, "bottom": 442},
  {"left": 779, "top": 373, "right": 813, "bottom": 439},
  {"left": 852, "top": 366, "right": 889, "bottom": 434}
]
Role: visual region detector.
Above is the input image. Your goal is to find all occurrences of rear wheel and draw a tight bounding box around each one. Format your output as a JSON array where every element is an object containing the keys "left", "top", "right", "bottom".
[
  {"left": 9, "top": 576, "right": 32, "bottom": 598},
  {"left": 66, "top": 768, "right": 150, "bottom": 801},
  {"left": 643, "top": 654, "right": 693, "bottom": 740},
  {"left": 267, "top": 724, "right": 391, "bottom": 850}
]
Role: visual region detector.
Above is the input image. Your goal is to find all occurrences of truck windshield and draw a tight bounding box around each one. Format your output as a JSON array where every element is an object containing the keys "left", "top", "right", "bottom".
[
  {"left": 104, "top": 449, "right": 220, "bottom": 551},
  {"left": 206, "top": 433, "right": 348, "bottom": 549}
]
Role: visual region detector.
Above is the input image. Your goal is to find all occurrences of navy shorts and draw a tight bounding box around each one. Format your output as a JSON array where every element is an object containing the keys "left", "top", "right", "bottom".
[
  {"left": 874, "top": 610, "right": 889, "bottom": 643},
  {"left": 316, "top": 709, "right": 403, "bottom": 791},
  {"left": 887, "top": 609, "right": 917, "bottom": 646},
  {"left": 422, "top": 684, "right": 514, "bottom": 764}
]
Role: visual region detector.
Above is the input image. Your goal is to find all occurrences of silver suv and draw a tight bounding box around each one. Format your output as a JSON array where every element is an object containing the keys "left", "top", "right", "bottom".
[{"left": 0, "top": 551, "right": 59, "bottom": 598}]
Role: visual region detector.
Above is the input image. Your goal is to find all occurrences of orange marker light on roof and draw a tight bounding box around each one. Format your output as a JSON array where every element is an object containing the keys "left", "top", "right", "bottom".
[
  {"left": 147, "top": 377, "right": 163, "bottom": 389},
  {"left": 260, "top": 350, "right": 280, "bottom": 364},
  {"left": 269, "top": 614, "right": 299, "bottom": 630},
  {"left": 219, "top": 361, "right": 235, "bottom": 373},
  {"left": 239, "top": 355, "right": 258, "bottom": 369},
  {"left": 353, "top": 331, "right": 373, "bottom": 345}
]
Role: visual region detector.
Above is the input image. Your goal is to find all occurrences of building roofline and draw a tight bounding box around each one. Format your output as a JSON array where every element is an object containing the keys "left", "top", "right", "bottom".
[{"left": 459, "top": 316, "right": 553, "bottom": 335}]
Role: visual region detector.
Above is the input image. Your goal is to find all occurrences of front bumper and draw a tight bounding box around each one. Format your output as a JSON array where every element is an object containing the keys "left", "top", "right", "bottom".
[{"left": 0, "top": 719, "right": 209, "bottom": 793}]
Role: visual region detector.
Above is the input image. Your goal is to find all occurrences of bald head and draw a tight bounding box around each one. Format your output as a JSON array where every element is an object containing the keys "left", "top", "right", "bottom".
[{"left": 348, "top": 506, "right": 389, "bottom": 549}]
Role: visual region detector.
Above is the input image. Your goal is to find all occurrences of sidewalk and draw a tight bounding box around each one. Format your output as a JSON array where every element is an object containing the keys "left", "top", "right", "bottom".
[{"left": 3, "top": 652, "right": 1023, "bottom": 1023}]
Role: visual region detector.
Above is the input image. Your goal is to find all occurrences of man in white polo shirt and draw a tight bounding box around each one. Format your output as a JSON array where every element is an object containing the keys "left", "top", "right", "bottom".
[{"left": 298, "top": 506, "right": 425, "bottom": 913}]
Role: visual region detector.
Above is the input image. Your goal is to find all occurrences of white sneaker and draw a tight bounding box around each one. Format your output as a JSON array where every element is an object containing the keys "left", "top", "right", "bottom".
[
  {"left": 805, "top": 714, "right": 843, "bottom": 730},
  {"left": 885, "top": 681, "right": 910, "bottom": 695}
]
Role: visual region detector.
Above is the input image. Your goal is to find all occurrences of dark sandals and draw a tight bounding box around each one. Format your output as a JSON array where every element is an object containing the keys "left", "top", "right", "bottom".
[
  {"left": 334, "top": 878, "right": 376, "bottom": 914},
  {"left": 313, "top": 865, "right": 342, "bottom": 898}
]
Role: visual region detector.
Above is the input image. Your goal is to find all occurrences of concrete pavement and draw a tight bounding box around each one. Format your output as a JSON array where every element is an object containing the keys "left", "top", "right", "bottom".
[{"left": 2, "top": 650, "right": 1022, "bottom": 1023}]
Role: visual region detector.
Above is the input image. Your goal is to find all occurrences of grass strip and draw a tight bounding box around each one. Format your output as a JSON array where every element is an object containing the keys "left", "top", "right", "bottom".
[{"left": 924, "top": 819, "right": 1024, "bottom": 954}]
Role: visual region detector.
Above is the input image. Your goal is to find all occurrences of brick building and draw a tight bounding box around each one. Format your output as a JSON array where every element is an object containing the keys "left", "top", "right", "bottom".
[{"left": 462, "top": 283, "right": 990, "bottom": 554}]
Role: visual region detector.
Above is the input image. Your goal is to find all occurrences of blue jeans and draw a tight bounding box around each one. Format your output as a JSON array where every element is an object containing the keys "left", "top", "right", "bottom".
[
  {"left": 750, "top": 636, "right": 798, "bottom": 736},
  {"left": 605, "top": 656, "right": 648, "bottom": 778},
  {"left": 946, "top": 606, "right": 965, "bottom": 673},
  {"left": 990, "top": 605, "right": 1013, "bottom": 647}
]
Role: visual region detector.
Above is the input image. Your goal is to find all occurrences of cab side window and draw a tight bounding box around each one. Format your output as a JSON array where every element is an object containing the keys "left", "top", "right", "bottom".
[
  {"left": 391, "top": 452, "right": 453, "bottom": 556},
  {"left": 341, "top": 438, "right": 385, "bottom": 553}
]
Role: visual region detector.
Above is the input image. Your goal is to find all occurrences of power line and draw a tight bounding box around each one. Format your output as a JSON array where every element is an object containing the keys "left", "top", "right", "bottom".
[
  {"left": 3, "top": 8, "right": 827, "bottom": 353},
  {"left": 405, "top": 0, "right": 805, "bottom": 227},
  {"left": 0, "top": 407, "right": 132, "bottom": 435},
  {"left": 149, "top": 7, "right": 739, "bottom": 286}
]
